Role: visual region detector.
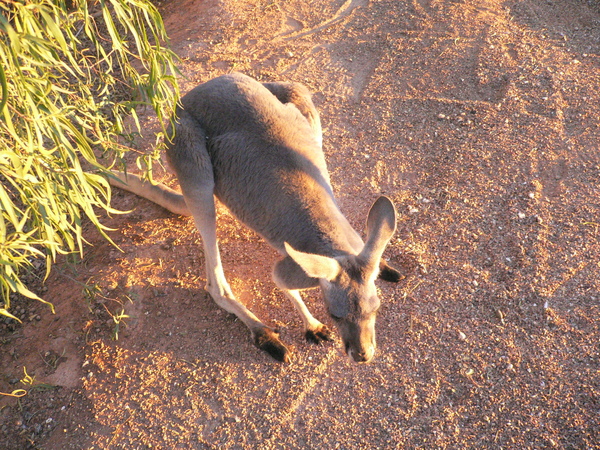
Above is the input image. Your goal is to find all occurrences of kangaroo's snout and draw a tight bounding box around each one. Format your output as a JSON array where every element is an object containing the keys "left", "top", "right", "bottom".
[
  {"left": 338, "top": 314, "right": 377, "bottom": 363},
  {"left": 346, "top": 341, "right": 376, "bottom": 363}
]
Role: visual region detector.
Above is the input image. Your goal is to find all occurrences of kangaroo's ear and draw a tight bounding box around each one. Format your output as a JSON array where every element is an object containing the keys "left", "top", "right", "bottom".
[
  {"left": 284, "top": 243, "right": 341, "bottom": 281},
  {"left": 359, "top": 196, "right": 397, "bottom": 268}
]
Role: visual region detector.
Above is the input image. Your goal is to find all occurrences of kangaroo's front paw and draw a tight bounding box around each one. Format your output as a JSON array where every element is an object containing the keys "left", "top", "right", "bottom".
[
  {"left": 305, "top": 324, "right": 334, "bottom": 345},
  {"left": 253, "top": 328, "right": 291, "bottom": 363}
]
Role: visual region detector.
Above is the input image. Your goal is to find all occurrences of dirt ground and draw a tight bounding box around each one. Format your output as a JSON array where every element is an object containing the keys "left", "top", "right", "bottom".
[{"left": 2, "top": 0, "right": 600, "bottom": 448}]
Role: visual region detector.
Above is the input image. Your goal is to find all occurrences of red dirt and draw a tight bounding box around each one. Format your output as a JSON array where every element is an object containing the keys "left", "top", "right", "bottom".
[{"left": 1, "top": 0, "right": 599, "bottom": 448}]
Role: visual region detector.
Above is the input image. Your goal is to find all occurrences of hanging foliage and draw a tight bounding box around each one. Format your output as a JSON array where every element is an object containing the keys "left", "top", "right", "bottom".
[{"left": 0, "top": 0, "right": 180, "bottom": 319}]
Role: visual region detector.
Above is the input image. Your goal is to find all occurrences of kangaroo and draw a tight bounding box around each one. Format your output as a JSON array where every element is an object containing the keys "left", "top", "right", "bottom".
[{"left": 110, "top": 73, "right": 401, "bottom": 363}]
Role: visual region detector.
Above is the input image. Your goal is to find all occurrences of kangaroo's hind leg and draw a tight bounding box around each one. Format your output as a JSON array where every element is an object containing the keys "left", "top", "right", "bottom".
[{"left": 167, "top": 109, "right": 291, "bottom": 362}]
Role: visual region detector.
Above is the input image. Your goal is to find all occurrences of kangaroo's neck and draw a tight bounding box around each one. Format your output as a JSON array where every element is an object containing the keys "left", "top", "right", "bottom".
[
  {"left": 297, "top": 194, "right": 364, "bottom": 257},
  {"left": 263, "top": 177, "right": 364, "bottom": 258}
]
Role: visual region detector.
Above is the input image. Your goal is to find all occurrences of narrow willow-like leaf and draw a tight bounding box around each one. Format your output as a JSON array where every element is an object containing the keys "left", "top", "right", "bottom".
[
  {"left": 0, "top": 308, "right": 21, "bottom": 323},
  {"left": 0, "top": 60, "right": 7, "bottom": 113}
]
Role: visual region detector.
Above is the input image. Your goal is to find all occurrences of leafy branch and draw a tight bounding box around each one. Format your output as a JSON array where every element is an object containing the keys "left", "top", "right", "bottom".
[{"left": 0, "top": 0, "right": 180, "bottom": 318}]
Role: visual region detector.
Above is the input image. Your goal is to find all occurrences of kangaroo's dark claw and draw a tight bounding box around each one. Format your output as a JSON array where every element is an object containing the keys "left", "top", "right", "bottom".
[
  {"left": 305, "top": 324, "right": 334, "bottom": 345},
  {"left": 379, "top": 260, "right": 404, "bottom": 283},
  {"left": 254, "top": 328, "right": 291, "bottom": 363}
]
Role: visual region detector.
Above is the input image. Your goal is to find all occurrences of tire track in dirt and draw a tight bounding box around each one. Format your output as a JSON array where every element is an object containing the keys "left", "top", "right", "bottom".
[
  {"left": 279, "top": 0, "right": 368, "bottom": 40},
  {"left": 261, "top": 349, "right": 339, "bottom": 446}
]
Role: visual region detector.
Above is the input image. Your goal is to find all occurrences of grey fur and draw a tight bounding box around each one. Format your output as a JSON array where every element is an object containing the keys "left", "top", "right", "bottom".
[{"left": 110, "top": 73, "right": 398, "bottom": 363}]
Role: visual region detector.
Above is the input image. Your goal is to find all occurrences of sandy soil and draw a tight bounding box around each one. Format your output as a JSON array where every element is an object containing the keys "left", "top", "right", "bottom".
[{"left": 1, "top": 0, "right": 600, "bottom": 448}]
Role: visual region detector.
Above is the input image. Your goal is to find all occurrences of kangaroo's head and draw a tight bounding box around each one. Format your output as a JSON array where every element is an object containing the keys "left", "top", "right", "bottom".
[{"left": 285, "top": 196, "right": 397, "bottom": 363}]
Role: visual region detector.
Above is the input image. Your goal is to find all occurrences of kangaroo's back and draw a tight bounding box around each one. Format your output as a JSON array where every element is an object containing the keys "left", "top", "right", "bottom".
[{"left": 169, "top": 73, "right": 361, "bottom": 255}]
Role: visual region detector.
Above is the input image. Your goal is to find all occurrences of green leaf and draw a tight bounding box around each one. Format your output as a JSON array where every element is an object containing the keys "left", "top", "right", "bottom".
[{"left": 0, "top": 308, "right": 22, "bottom": 323}]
